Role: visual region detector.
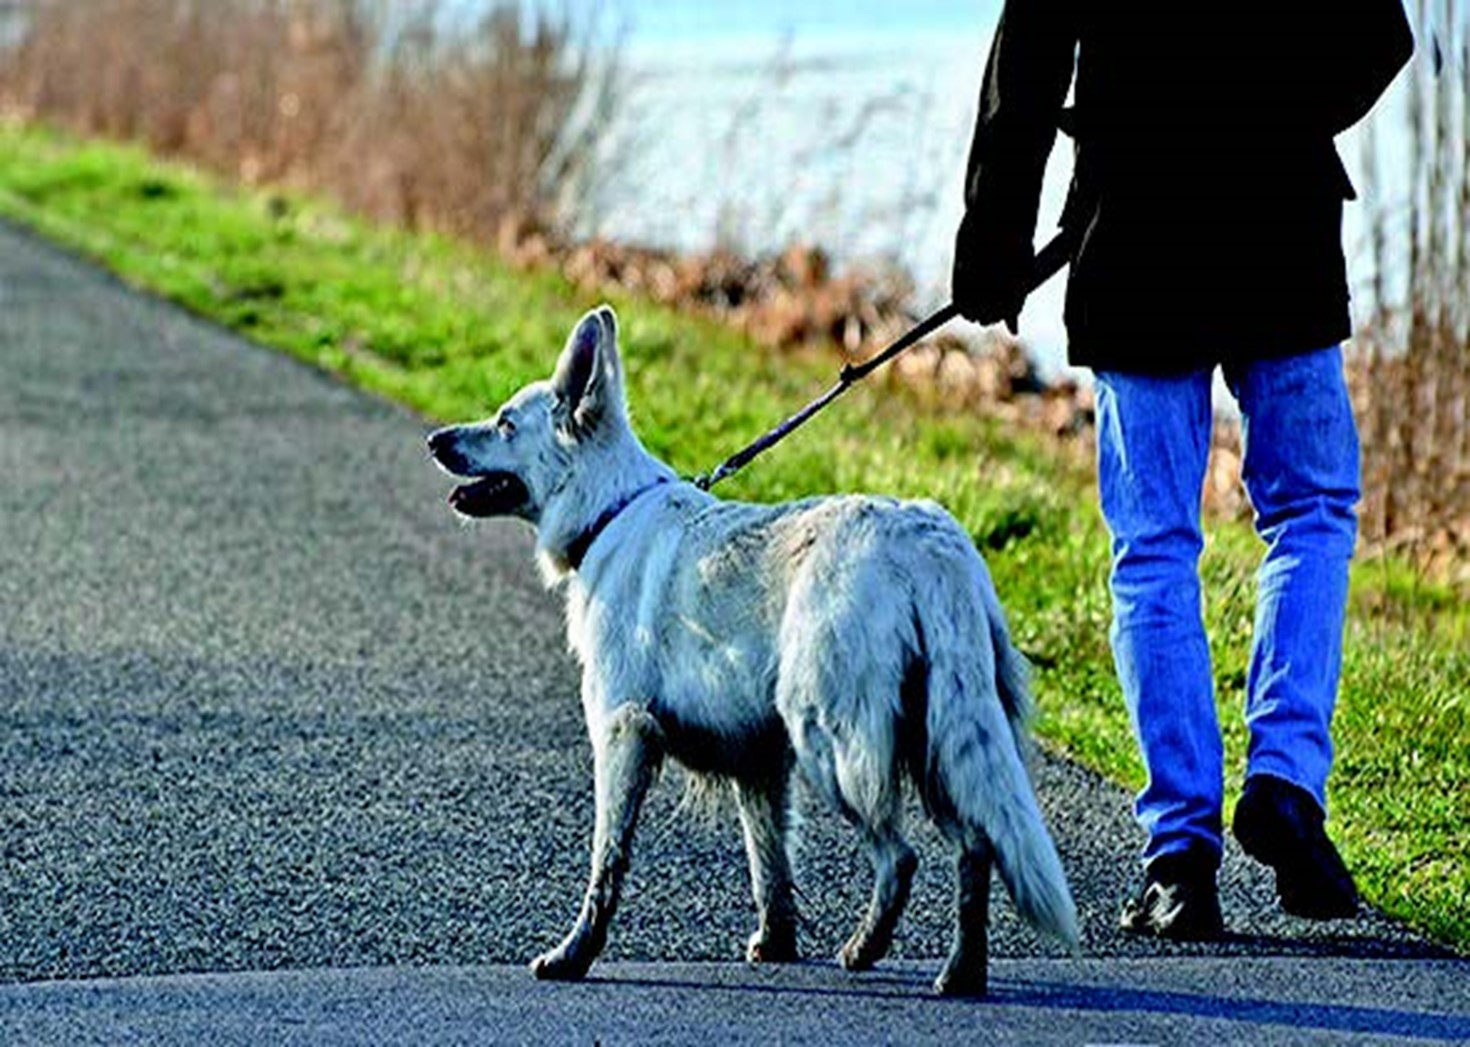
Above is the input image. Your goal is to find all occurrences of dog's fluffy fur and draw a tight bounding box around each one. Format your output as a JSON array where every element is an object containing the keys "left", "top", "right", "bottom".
[{"left": 428, "top": 306, "right": 1077, "bottom": 995}]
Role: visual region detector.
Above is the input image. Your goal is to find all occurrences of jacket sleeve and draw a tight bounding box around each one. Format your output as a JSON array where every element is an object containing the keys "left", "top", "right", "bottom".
[
  {"left": 960, "top": 0, "right": 1078, "bottom": 250},
  {"left": 1301, "top": 0, "right": 1415, "bottom": 135}
]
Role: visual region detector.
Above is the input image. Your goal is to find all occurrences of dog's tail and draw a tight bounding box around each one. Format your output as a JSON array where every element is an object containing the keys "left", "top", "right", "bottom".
[{"left": 919, "top": 560, "right": 1079, "bottom": 949}]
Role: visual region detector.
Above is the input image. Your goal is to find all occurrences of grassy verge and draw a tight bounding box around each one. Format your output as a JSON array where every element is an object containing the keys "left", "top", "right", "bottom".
[{"left": 1, "top": 123, "right": 1464, "bottom": 952}]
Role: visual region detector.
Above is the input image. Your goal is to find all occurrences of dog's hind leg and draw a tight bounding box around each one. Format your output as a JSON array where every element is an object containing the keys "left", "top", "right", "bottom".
[
  {"left": 735, "top": 771, "right": 799, "bottom": 963},
  {"left": 837, "top": 818, "right": 918, "bottom": 972},
  {"left": 531, "top": 703, "right": 663, "bottom": 981},
  {"left": 782, "top": 679, "right": 916, "bottom": 971},
  {"left": 934, "top": 841, "right": 993, "bottom": 997}
]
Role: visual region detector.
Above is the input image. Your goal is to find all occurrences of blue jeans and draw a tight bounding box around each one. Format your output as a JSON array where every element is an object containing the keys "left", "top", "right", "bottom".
[{"left": 1094, "top": 347, "right": 1360, "bottom": 865}]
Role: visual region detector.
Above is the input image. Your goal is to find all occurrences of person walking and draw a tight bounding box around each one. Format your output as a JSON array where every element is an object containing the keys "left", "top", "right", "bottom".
[{"left": 952, "top": 1, "right": 1414, "bottom": 938}]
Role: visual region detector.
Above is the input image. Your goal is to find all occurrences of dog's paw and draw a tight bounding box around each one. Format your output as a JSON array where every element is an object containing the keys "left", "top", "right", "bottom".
[
  {"left": 838, "top": 930, "right": 890, "bottom": 972},
  {"left": 529, "top": 946, "right": 592, "bottom": 982},
  {"left": 932, "top": 955, "right": 987, "bottom": 998},
  {"left": 837, "top": 939, "right": 873, "bottom": 972},
  {"left": 745, "top": 928, "right": 797, "bottom": 964}
]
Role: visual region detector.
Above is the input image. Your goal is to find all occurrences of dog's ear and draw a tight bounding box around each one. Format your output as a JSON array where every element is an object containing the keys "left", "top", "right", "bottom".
[{"left": 552, "top": 305, "right": 624, "bottom": 437}]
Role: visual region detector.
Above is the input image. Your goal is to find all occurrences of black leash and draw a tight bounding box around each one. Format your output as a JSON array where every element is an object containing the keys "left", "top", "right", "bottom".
[{"left": 692, "top": 228, "right": 1076, "bottom": 492}]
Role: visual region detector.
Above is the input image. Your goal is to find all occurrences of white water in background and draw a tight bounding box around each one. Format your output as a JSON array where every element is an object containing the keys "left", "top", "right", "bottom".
[{"left": 575, "top": 3, "right": 1087, "bottom": 371}]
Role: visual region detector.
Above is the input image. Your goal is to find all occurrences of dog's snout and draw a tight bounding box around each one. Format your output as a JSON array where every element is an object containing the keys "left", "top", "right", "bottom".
[
  {"left": 427, "top": 427, "right": 469, "bottom": 473},
  {"left": 427, "top": 427, "right": 463, "bottom": 459}
]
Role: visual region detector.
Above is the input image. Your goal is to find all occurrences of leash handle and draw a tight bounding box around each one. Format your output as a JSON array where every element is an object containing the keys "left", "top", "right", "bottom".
[{"left": 694, "top": 228, "right": 1076, "bottom": 492}]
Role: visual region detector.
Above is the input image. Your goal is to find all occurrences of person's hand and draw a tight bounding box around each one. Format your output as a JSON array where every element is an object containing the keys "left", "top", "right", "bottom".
[{"left": 951, "top": 210, "right": 1032, "bottom": 335}]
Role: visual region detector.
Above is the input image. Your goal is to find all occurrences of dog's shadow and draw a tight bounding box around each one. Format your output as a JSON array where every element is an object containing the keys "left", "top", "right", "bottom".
[{"left": 588, "top": 952, "right": 1470, "bottom": 1043}]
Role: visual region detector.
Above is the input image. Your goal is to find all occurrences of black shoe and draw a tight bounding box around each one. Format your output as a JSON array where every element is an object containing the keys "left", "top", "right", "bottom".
[
  {"left": 1233, "top": 774, "right": 1359, "bottom": 920},
  {"left": 1119, "top": 845, "right": 1224, "bottom": 941}
]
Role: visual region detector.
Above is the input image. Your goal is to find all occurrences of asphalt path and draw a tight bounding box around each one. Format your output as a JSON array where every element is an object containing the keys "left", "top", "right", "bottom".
[{"left": 1, "top": 220, "right": 1464, "bottom": 1043}]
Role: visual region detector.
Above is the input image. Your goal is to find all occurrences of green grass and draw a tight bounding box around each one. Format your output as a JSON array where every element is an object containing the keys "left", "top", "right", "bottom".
[{"left": 2, "top": 122, "right": 1465, "bottom": 952}]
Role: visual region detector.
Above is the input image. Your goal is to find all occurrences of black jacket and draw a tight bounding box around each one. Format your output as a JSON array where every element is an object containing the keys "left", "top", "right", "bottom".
[{"left": 954, "top": 1, "right": 1415, "bottom": 373}]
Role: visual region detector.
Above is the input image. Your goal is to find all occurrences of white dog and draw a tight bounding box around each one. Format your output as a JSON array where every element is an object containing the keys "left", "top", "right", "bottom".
[{"left": 427, "top": 306, "right": 1077, "bottom": 995}]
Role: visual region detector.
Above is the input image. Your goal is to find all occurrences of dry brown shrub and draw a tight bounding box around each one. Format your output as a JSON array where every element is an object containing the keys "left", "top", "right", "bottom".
[{"left": 0, "top": 0, "right": 616, "bottom": 240}]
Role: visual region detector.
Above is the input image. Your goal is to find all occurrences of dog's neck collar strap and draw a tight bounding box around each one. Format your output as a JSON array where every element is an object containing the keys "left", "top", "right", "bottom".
[{"left": 565, "top": 477, "right": 672, "bottom": 571}]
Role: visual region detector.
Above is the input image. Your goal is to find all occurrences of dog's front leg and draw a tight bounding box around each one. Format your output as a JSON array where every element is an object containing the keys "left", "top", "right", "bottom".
[{"left": 531, "top": 703, "right": 663, "bottom": 981}]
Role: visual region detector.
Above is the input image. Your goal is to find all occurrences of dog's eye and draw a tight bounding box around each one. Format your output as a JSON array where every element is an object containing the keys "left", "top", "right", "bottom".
[{"left": 497, "top": 416, "right": 516, "bottom": 439}]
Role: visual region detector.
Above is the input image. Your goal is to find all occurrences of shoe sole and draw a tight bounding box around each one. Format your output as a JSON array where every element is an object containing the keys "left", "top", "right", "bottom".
[{"left": 1119, "top": 891, "right": 1224, "bottom": 941}]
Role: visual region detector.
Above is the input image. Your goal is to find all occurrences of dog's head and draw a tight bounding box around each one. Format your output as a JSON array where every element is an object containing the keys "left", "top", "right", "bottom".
[{"left": 427, "top": 305, "right": 631, "bottom": 525}]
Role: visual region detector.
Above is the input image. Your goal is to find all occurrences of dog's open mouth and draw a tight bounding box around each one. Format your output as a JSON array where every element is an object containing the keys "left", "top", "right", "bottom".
[{"left": 447, "top": 471, "right": 530, "bottom": 518}]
